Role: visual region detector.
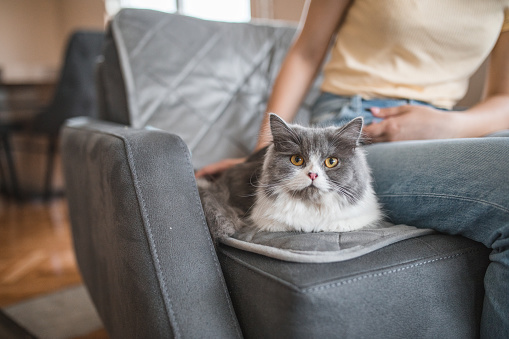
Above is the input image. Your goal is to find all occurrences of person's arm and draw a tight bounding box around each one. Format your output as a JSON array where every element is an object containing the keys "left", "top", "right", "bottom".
[
  {"left": 255, "top": 0, "right": 352, "bottom": 150},
  {"left": 457, "top": 30, "right": 509, "bottom": 136},
  {"left": 196, "top": 0, "right": 351, "bottom": 177},
  {"left": 364, "top": 31, "right": 509, "bottom": 142}
]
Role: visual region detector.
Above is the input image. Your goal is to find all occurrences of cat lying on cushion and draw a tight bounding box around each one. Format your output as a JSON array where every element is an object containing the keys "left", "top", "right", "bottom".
[{"left": 197, "top": 114, "right": 383, "bottom": 241}]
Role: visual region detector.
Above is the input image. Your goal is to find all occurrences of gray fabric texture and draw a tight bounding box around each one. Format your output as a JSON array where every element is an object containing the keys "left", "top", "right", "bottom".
[
  {"left": 219, "top": 234, "right": 489, "bottom": 339},
  {"left": 61, "top": 118, "right": 242, "bottom": 339},
  {"left": 222, "top": 224, "right": 435, "bottom": 263},
  {"left": 103, "top": 9, "right": 321, "bottom": 169}
]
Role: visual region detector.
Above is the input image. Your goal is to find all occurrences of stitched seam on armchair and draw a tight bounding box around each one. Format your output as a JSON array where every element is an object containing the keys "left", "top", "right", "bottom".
[
  {"left": 130, "top": 17, "right": 169, "bottom": 60},
  {"left": 136, "top": 30, "right": 223, "bottom": 130},
  {"left": 68, "top": 124, "right": 181, "bottom": 338},
  {"left": 112, "top": 11, "right": 224, "bottom": 130},
  {"left": 121, "top": 135, "right": 181, "bottom": 338},
  {"left": 112, "top": 9, "right": 294, "bottom": 159},
  {"left": 220, "top": 249, "right": 301, "bottom": 292},
  {"left": 188, "top": 29, "right": 286, "bottom": 152},
  {"left": 304, "top": 248, "right": 484, "bottom": 293},
  {"left": 378, "top": 193, "right": 509, "bottom": 214},
  {"left": 220, "top": 247, "right": 484, "bottom": 294},
  {"left": 70, "top": 123, "right": 242, "bottom": 337},
  {"left": 176, "top": 136, "right": 243, "bottom": 338}
]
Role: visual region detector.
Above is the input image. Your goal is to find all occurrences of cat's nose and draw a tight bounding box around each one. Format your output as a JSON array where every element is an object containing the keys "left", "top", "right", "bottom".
[{"left": 308, "top": 172, "right": 318, "bottom": 181}]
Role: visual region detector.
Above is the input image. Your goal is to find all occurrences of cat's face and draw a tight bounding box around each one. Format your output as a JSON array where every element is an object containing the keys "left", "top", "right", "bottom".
[{"left": 261, "top": 114, "right": 371, "bottom": 204}]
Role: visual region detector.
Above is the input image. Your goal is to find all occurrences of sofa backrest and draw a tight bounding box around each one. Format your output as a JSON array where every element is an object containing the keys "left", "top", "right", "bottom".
[{"left": 98, "top": 9, "right": 322, "bottom": 170}]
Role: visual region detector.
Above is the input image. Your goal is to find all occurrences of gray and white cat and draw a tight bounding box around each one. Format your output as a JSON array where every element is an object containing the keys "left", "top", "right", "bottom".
[{"left": 198, "top": 114, "right": 383, "bottom": 241}]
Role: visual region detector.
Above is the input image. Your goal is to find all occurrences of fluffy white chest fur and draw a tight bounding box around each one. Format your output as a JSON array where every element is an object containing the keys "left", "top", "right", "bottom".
[{"left": 249, "top": 186, "right": 382, "bottom": 233}]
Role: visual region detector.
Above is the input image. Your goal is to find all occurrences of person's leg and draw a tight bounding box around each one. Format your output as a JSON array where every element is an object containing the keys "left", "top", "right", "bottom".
[{"left": 365, "top": 138, "right": 509, "bottom": 339}]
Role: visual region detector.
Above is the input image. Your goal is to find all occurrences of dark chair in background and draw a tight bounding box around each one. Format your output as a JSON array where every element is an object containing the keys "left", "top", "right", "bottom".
[
  {"left": 0, "top": 114, "right": 22, "bottom": 199},
  {"left": 29, "top": 30, "right": 104, "bottom": 199},
  {"left": 0, "top": 71, "right": 30, "bottom": 199}
]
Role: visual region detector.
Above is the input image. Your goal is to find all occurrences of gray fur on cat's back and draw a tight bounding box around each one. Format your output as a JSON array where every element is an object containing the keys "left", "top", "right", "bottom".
[{"left": 197, "top": 148, "right": 266, "bottom": 240}]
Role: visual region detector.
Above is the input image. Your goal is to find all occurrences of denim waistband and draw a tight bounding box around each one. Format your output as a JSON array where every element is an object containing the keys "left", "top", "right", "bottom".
[{"left": 310, "top": 93, "right": 436, "bottom": 127}]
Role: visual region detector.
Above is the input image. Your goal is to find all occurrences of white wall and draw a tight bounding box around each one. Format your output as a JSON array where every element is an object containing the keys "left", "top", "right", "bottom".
[
  {"left": 251, "top": 0, "right": 305, "bottom": 22},
  {"left": 0, "top": 0, "right": 105, "bottom": 83}
]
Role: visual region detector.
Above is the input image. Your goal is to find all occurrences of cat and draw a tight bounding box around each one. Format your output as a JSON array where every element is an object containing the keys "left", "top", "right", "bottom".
[{"left": 197, "top": 113, "right": 383, "bottom": 241}]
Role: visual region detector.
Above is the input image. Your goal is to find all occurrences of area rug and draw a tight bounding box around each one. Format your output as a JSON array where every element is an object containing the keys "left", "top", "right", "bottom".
[{"left": 2, "top": 285, "right": 103, "bottom": 339}]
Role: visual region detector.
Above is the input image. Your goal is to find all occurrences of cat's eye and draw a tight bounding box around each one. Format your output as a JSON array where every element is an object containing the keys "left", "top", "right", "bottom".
[
  {"left": 324, "top": 157, "right": 339, "bottom": 168},
  {"left": 290, "top": 155, "right": 304, "bottom": 166}
]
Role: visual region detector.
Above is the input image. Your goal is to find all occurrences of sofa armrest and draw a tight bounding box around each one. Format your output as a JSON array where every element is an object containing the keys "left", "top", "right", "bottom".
[{"left": 60, "top": 117, "right": 241, "bottom": 339}]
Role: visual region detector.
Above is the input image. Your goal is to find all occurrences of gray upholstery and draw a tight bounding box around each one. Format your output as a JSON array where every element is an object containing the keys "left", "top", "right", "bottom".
[
  {"left": 99, "top": 9, "right": 320, "bottom": 169},
  {"left": 219, "top": 234, "right": 488, "bottom": 339},
  {"left": 61, "top": 9, "right": 491, "bottom": 339},
  {"left": 62, "top": 118, "right": 241, "bottom": 338}
]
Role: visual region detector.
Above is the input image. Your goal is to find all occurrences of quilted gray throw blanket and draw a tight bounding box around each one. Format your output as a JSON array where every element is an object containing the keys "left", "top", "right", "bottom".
[{"left": 197, "top": 174, "right": 434, "bottom": 263}]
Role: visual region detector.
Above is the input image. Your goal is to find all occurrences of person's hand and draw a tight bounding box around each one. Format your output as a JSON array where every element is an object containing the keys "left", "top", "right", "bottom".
[
  {"left": 363, "top": 105, "right": 463, "bottom": 143},
  {"left": 195, "top": 157, "right": 247, "bottom": 178}
]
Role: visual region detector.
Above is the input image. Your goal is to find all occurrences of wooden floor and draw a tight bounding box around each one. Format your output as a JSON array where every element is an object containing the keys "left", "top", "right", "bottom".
[{"left": 0, "top": 195, "right": 108, "bottom": 338}]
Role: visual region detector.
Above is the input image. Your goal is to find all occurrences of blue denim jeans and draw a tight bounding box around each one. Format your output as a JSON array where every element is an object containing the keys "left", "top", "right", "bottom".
[
  {"left": 310, "top": 92, "right": 438, "bottom": 127},
  {"left": 311, "top": 92, "right": 509, "bottom": 339}
]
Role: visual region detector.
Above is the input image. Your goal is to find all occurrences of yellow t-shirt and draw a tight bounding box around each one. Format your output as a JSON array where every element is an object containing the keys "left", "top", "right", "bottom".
[{"left": 321, "top": 1, "right": 509, "bottom": 109}]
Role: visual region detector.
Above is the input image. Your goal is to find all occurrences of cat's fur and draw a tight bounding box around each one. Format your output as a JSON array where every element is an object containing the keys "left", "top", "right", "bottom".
[{"left": 198, "top": 114, "right": 383, "bottom": 241}]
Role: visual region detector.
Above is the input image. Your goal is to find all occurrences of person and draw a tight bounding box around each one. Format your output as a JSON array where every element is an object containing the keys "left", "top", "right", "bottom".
[{"left": 196, "top": 1, "right": 509, "bottom": 337}]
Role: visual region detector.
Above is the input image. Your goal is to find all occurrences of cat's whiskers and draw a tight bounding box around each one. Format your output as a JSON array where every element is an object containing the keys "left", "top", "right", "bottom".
[
  {"left": 241, "top": 199, "right": 260, "bottom": 220},
  {"left": 251, "top": 181, "right": 286, "bottom": 196},
  {"left": 339, "top": 188, "right": 356, "bottom": 203},
  {"left": 280, "top": 177, "right": 307, "bottom": 194},
  {"left": 329, "top": 179, "right": 358, "bottom": 203},
  {"left": 335, "top": 184, "right": 355, "bottom": 199},
  {"left": 271, "top": 179, "right": 295, "bottom": 197}
]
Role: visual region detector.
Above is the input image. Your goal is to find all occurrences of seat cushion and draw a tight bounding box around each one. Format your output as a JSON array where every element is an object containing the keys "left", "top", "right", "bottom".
[{"left": 218, "top": 234, "right": 489, "bottom": 339}]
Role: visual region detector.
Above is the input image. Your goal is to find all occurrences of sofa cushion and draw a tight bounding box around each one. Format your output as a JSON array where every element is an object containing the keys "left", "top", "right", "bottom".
[
  {"left": 101, "top": 9, "right": 322, "bottom": 169},
  {"left": 218, "top": 234, "right": 489, "bottom": 339}
]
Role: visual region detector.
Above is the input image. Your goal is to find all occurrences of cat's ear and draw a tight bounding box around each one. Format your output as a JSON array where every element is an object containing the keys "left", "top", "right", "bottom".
[
  {"left": 269, "top": 113, "right": 300, "bottom": 152},
  {"left": 334, "top": 117, "right": 364, "bottom": 149}
]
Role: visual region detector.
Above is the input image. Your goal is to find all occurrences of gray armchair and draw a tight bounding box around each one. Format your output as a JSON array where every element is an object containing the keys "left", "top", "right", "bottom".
[{"left": 61, "top": 9, "right": 489, "bottom": 338}]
